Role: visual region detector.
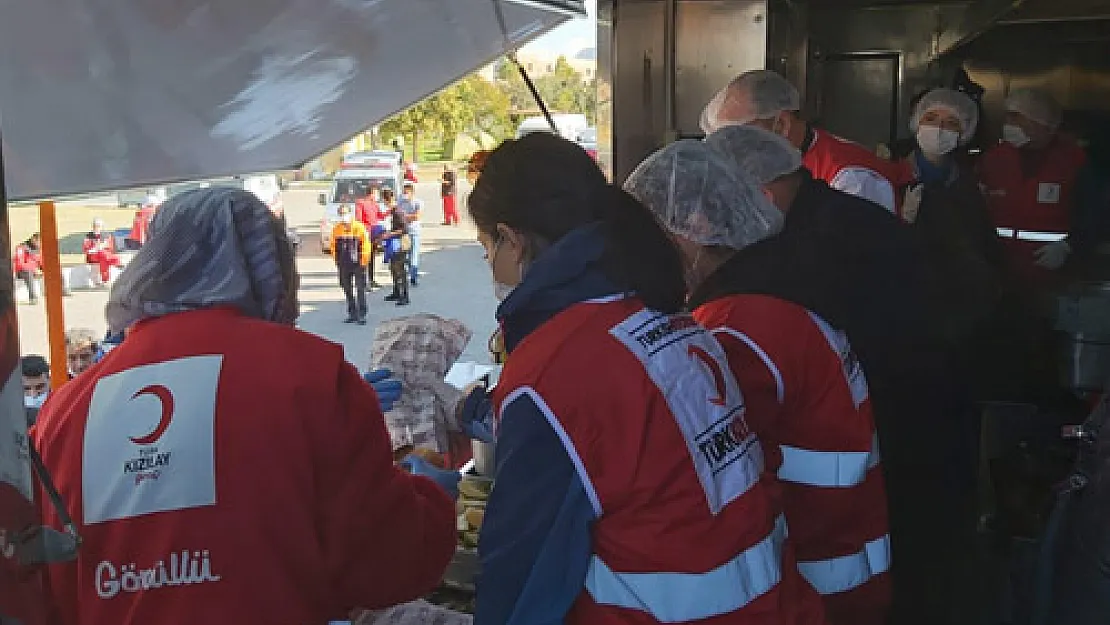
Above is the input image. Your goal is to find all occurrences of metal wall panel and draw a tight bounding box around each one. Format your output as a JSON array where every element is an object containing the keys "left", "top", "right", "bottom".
[
  {"left": 609, "top": 0, "right": 668, "bottom": 181},
  {"left": 674, "top": 0, "right": 769, "bottom": 136},
  {"left": 0, "top": 0, "right": 585, "bottom": 200},
  {"left": 597, "top": 0, "right": 616, "bottom": 179}
]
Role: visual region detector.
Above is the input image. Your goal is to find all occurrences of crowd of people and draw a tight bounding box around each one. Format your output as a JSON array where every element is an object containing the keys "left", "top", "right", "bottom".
[{"left": 9, "top": 67, "right": 1108, "bottom": 625}]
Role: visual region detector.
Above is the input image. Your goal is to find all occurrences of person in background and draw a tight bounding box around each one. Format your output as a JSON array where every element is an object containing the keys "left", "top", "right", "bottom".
[
  {"left": 980, "top": 88, "right": 1087, "bottom": 291},
  {"left": 31, "top": 187, "right": 454, "bottom": 625},
  {"left": 399, "top": 181, "right": 423, "bottom": 286},
  {"left": 627, "top": 140, "right": 890, "bottom": 625},
  {"left": 83, "top": 218, "right": 122, "bottom": 286},
  {"left": 403, "top": 159, "right": 418, "bottom": 183},
  {"left": 705, "top": 125, "right": 957, "bottom": 625},
  {"left": 126, "top": 199, "right": 158, "bottom": 250},
  {"left": 441, "top": 165, "right": 459, "bottom": 225},
  {"left": 701, "top": 69, "right": 900, "bottom": 212},
  {"left": 13, "top": 232, "right": 43, "bottom": 304},
  {"left": 64, "top": 327, "right": 102, "bottom": 379},
  {"left": 331, "top": 204, "right": 372, "bottom": 325},
  {"left": 21, "top": 354, "right": 50, "bottom": 411},
  {"left": 355, "top": 187, "right": 384, "bottom": 290},
  {"left": 381, "top": 189, "right": 411, "bottom": 307},
  {"left": 447, "top": 132, "right": 825, "bottom": 625}
]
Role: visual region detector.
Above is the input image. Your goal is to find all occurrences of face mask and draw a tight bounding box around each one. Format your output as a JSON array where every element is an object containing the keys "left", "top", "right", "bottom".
[
  {"left": 488, "top": 235, "right": 521, "bottom": 301},
  {"left": 24, "top": 392, "right": 47, "bottom": 409},
  {"left": 1002, "top": 124, "right": 1031, "bottom": 148},
  {"left": 916, "top": 126, "right": 959, "bottom": 156},
  {"left": 340, "top": 213, "right": 353, "bottom": 224}
]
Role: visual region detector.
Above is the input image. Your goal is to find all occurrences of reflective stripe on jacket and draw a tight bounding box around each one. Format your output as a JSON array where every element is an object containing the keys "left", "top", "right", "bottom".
[{"left": 695, "top": 294, "right": 891, "bottom": 625}]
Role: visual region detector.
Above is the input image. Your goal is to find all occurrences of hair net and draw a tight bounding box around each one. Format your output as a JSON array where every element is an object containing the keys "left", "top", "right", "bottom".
[
  {"left": 704, "top": 125, "right": 803, "bottom": 184},
  {"left": 106, "top": 187, "right": 296, "bottom": 334},
  {"left": 910, "top": 88, "right": 979, "bottom": 145},
  {"left": 623, "top": 139, "right": 784, "bottom": 250},
  {"left": 701, "top": 70, "right": 801, "bottom": 134},
  {"left": 1005, "top": 88, "right": 1062, "bottom": 130}
]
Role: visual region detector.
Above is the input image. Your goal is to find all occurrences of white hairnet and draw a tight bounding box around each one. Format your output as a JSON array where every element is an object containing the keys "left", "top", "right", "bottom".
[
  {"left": 704, "top": 125, "right": 803, "bottom": 184},
  {"left": 623, "top": 139, "right": 784, "bottom": 250},
  {"left": 1005, "top": 88, "right": 1062, "bottom": 130},
  {"left": 701, "top": 70, "right": 801, "bottom": 134},
  {"left": 911, "top": 88, "right": 979, "bottom": 145}
]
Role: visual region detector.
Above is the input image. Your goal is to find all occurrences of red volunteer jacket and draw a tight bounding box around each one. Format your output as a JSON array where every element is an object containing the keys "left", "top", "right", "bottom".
[
  {"left": 493, "top": 297, "right": 825, "bottom": 625},
  {"left": 695, "top": 295, "right": 890, "bottom": 625},
  {"left": 803, "top": 128, "right": 898, "bottom": 212},
  {"left": 355, "top": 198, "right": 380, "bottom": 229},
  {"left": 13, "top": 243, "right": 42, "bottom": 274},
  {"left": 979, "top": 137, "right": 1086, "bottom": 288},
  {"left": 31, "top": 307, "right": 455, "bottom": 625}
]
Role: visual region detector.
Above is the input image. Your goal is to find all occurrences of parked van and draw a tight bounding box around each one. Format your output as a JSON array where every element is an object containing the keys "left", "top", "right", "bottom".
[
  {"left": 318, "top": 158, "right": 402, "bottom": 253},
  {"left": 515, "top": 113, "right": 590, "bottom": 143}
]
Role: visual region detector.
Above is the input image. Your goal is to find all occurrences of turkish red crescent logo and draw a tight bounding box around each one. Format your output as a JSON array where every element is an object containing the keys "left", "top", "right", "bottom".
[
  {"left": 129, "top": 385, "right": 175, "bottom": 445},
  {"left": 689, "top": 346, "right": 727, "bottom": 406}
]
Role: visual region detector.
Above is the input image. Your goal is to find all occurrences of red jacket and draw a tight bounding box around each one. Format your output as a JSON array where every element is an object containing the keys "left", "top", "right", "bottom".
[
  {"left": 355, "top": 198, "right": 379, "bottom": 229},
  {"left": 979, "top": 136, "right": 1086, "bottom": 287},
  {"left": 129, "top": 206, "right": 157, "bottom": 245},
  {"left": 494, "top": 298, "right": 825, "bottom": 625},
  {"left": 13, "top": 243, "right": 42, "bottom": 274},
  {"left": 803, "top": 128, "right": 898, "bottom": 212},
  {"left": 82, "top": 233, "right": 115, "bottom": 260},
  {"left": 695, "top": 295, "right": 890, "bottom": 625},
  {"left": 31, "top": 308, "right": 455, "bottom": 625}
]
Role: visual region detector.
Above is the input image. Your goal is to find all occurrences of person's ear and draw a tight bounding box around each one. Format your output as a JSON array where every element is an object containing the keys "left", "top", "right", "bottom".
[{"left": 496, "top": 224, "right": 528, "bottom": 262}]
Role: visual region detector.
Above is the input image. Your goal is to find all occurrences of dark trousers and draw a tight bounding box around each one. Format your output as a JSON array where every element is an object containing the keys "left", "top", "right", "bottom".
[
  {"left": 338, "top": 264, "right": 368, "bottom": 319},
  {"left": 16, "top": 271, "right": 37, "bottom": 301},
  {"left": 368, "top": 248, "right": 378, "bottom": 285},
  {"left": 390, "top": 251, "right": 410, "bottom": 302}
]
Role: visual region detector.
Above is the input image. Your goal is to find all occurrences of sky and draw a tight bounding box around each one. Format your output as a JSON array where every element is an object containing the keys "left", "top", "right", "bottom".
[{"left": 523, "top": 0, "right": 596, "bottom": 55}]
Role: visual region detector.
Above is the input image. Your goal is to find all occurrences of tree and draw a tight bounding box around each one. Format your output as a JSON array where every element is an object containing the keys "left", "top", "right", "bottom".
[
  {"left": 453, "top": 75, "right": 513, "bottom": 143},
  {"left": 378, "top": 101, "right": 440, "bottom": 160}
]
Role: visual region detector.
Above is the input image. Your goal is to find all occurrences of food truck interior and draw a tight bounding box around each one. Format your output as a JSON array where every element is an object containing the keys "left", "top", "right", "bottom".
[{"left": 598, "top": 0, "right": 1110, "bottom": 622}]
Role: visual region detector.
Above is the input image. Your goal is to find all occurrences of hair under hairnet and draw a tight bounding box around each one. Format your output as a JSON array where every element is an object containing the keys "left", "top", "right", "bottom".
[
  {"left": 704, "top": 125, "right": 803, "bottom": 184},
  {"left": 623, "top": 139, "right": 784, "bottom": 250},
  {"left": 700, "top": 70, "right": 801, "bottom": 134},
  {"left": 106, "top": 187, "right": 297, "bottom": 334},
  {"left": 911, "top": 88, "right": 979, "bottom": 145},
  {"left": 1005, "top": 88, "right": 1062, "bottom": 130}
]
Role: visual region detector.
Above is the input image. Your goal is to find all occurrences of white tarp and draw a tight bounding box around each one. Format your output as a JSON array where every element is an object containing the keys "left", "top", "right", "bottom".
[{"left": 0, "top": 0, "right": 585, "bottom": 200}]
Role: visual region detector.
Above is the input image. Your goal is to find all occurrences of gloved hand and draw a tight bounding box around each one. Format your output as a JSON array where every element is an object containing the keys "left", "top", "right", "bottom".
[
  {"left": 458, "top": 386, "right": 496, "bottom": 443},
  {"left": 364, "top": 368, "right": 402, "bottom": 413},
  {"left": 1034, "top": 240, "right": 1071, "bottom": 270},
  {"left": 399, "top": 455, "right": 460, "bottom": 499},
  {"left": 901, "top": 183, "right": 924, "bottom": 224}
]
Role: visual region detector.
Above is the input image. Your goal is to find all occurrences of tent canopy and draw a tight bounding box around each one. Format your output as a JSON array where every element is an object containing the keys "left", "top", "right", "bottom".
[{"left": 0, "top": 0, "right": 586, "bottom": 200}]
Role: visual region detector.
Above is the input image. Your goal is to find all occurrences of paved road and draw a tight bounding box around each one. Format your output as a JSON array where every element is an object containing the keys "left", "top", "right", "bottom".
[{"left": 16, "top": 183, "right": 500, "bottom": 370}]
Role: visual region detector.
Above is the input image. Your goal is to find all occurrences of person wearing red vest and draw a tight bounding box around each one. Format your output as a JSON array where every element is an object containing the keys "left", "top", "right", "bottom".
[
  {"left": 701, "top": 69, "right": 899, "bottom": 212},
  {"left": 30, "top": 188, "right": 455, "bottom": 625},
  {"left": 979, "top": 88, "right": 1087, "bottom": 291},
  {"left": 452, "top": 132, "right": 825, "bottom": 624},
  {"left": 626, "top": 138, "right": 890, "bottom": 625}
]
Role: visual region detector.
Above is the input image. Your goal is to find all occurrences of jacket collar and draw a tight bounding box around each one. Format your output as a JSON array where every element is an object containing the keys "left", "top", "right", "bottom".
[{"left": 496, "top": 223, "right": 623, "bottom": 353}]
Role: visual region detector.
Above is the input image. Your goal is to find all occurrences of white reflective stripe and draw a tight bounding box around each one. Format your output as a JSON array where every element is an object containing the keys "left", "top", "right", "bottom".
[
  {"left": 499, "top": 387, "right": 603, "bottom": 517},
  {"left": 586, "top": 515, "right": 787, "bottom": 622},
  {"left": 585, "top": 293, "right": 629, "bottom": 304},
  {"left": 777, "top": 432, "right": 881, "bottom": 488},
  {"left": 711, "top": 327, "right": 785, "bottom": 404},
  {"left": 995, "top": 227, "right": 1068, "bottom": 242},
  {"left": 798, "top": 533, "right": 892, "bottom": 596}
]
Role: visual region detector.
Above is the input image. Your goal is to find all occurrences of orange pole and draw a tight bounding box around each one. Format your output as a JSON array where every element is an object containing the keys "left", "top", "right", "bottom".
[{"left": 38, "top": 201, "right": 67, "bottom": 389}]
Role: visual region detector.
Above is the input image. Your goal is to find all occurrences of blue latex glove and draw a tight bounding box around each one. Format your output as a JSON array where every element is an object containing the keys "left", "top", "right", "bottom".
[
  {"left": 364, "top": 368, "right": 402, "bottom": 413},
  {"left": 459, "top": 386, "right": 496, "bottom": 443},
  {"left": 399, "top": 455, "right": 461, "bottom": 499}
]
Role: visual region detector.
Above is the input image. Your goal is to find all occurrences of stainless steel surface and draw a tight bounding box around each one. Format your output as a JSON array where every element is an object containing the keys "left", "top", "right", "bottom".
[
  {"left": 1059, "top": 335, "right": 1110, "bottom": 393},
  {"left": 472, "top": 440, "right": 496, "bottom": 477},
  {"left": 817, "top": 52, "right": 900, "bottom": 148},
  {"left": 0, "top": 0, "right": 585, "bottom": 200},
  {"left": 597, "top": 0, "right": 615, "bottom": 179},
  {"left": 767, "top": 0, "right": 810, "bottom": 98},
  {"left": 608, "top": 0, "right": 667, "bottom": 181},
  {"left": 663, "top": 0, "right": 677, "bottom": 138},
  {"left": 674, "top": 0, "right": 769, "bottom": 136}
]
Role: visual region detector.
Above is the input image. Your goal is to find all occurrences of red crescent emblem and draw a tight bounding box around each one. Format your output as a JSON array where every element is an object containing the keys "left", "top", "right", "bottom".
[
  {"left": 689, "top": 346, "right": 728, "bottom": 406},
  {"left": 129, "top": 385, "right": 175, "bottom": 445}
]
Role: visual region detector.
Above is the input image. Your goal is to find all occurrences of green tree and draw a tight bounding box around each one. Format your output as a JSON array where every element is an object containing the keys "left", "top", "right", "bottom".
[
  {"left": 379, "top": 100, "right": 440, "bottom": 161},
  {"left": 454, "top": 75, "right": 513, "bottom": 143}
]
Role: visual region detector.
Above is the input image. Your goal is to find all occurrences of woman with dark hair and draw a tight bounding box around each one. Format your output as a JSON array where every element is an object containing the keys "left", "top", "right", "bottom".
[{"left": 447, "top": 133, "right": 815, "bottom": 624}]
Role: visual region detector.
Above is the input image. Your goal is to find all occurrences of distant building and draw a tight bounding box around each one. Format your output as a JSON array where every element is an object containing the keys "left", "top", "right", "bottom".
[{"left": 504, "top": 47, "right": 596, "bottom": 82}]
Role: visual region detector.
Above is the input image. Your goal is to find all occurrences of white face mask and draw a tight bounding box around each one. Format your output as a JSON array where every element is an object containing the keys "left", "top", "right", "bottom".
[
  {"left": 24, "top": 392, "right": 47, "bottom": 409},
  {"left": 916, "top": 126, "right": 959, "bottom": 156},
  {"left": 339, "top": 213, "right": 353, "bottom": 224},
  {"left": 1002, "top": 124, "right": 1031, "bottom": 148},
  {"left": 488, "top": 236, "right": 521, "bottom": 301}
]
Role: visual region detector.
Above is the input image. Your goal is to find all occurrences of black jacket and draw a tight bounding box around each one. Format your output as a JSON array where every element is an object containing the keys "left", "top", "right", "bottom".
[{"left": 688, "top": 170, "right": 943, "bottom": 468}]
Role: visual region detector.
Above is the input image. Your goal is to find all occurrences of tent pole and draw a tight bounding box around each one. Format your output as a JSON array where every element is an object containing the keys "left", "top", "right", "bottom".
[{"left": 38, "top": 201, "right": 67, "bottom": 388}]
